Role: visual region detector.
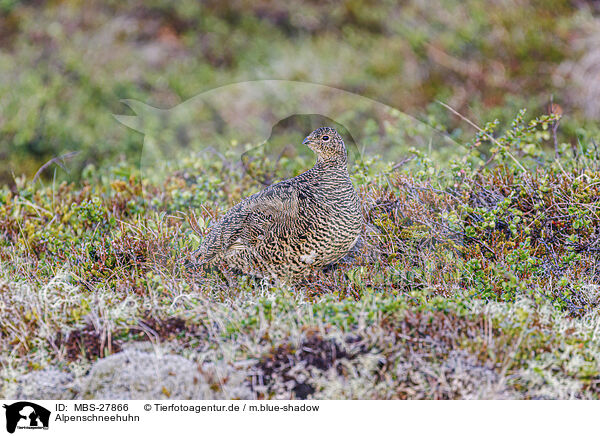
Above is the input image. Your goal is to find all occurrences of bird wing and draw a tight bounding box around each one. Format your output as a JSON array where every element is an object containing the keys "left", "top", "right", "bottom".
[
  {"left": 245, "top": 187, "right": 300, "bottom": 224},
  {"left": 194, "top": 183, "right": 302, "bottom": 263}
]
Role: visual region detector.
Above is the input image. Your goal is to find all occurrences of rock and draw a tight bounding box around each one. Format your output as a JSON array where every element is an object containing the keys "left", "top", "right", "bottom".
[
  {"left": 8, "top": 368, "right": 75, "bottom": 400},
  {"left": 80, "top": 346, "right": 253, "bottom": 399}
]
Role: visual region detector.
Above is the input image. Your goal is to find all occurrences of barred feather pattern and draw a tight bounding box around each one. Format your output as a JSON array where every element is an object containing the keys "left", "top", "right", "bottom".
[{"left": 194, "top": 127, "right": 363, "bottom": 281}]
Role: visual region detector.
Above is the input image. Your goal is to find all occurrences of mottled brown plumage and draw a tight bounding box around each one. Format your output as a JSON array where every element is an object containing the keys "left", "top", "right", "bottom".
[{"left": 194, "top": 127, "right": 363, "bottom": 281}]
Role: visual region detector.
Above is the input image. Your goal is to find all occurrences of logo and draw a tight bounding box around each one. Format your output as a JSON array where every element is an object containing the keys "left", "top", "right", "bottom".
[{"left": 3, "top": 402, "right": 50, "bottom": 434}]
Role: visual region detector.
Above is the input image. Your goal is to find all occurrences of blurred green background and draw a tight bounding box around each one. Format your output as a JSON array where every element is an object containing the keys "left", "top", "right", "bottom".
[{"left": 0, "top": 0, "right": 599, "bottom": 185}]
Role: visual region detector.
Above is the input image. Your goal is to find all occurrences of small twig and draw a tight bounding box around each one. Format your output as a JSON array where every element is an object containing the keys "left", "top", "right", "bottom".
[
  {"left": 437, "top": 100, "right": 526, "bottom": 173},
  {"left": 550, "top": 96, "right": 561, "bottom": 160},
  {"left": 391, "top": 156, "right": 416, "bottom": 171},
  {"left": 32, "top": 151, "right": 80, "bottom": 183},
  {"left": 188, "top": 210, "right": 206, "bottom": 236}
]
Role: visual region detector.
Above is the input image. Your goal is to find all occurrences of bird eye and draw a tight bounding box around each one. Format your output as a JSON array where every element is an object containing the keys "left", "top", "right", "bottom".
[{"left": 322, "top": 135, "right": 329, "bottom": 141}]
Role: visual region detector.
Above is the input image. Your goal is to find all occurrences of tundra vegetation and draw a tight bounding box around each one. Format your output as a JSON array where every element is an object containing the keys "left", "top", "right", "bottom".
[{"left": 1, "top": 0, "right": 600, "bottom": 398}]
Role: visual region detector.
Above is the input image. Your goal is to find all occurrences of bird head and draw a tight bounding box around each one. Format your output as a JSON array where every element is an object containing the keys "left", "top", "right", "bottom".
[{"left": 302, "top": 127, "right": 347, "bottom": 163}]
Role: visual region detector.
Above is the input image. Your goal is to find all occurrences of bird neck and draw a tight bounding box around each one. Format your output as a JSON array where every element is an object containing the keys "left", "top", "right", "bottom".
[
  {"left": 311, "top": 155, "right": 350, "bottom": 179},
  {"left": 314, "top": 153, "right": 348, "bottom": 169}
]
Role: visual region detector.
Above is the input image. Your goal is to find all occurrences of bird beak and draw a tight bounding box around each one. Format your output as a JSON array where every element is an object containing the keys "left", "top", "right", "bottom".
[{"left": 302, "top": 137, "right": 311, "bottom": 145}]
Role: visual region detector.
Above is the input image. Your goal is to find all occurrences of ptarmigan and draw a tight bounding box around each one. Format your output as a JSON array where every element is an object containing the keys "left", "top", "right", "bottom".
[{"left": 193, "top": 127, "right": 363, "bottom": 281}]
